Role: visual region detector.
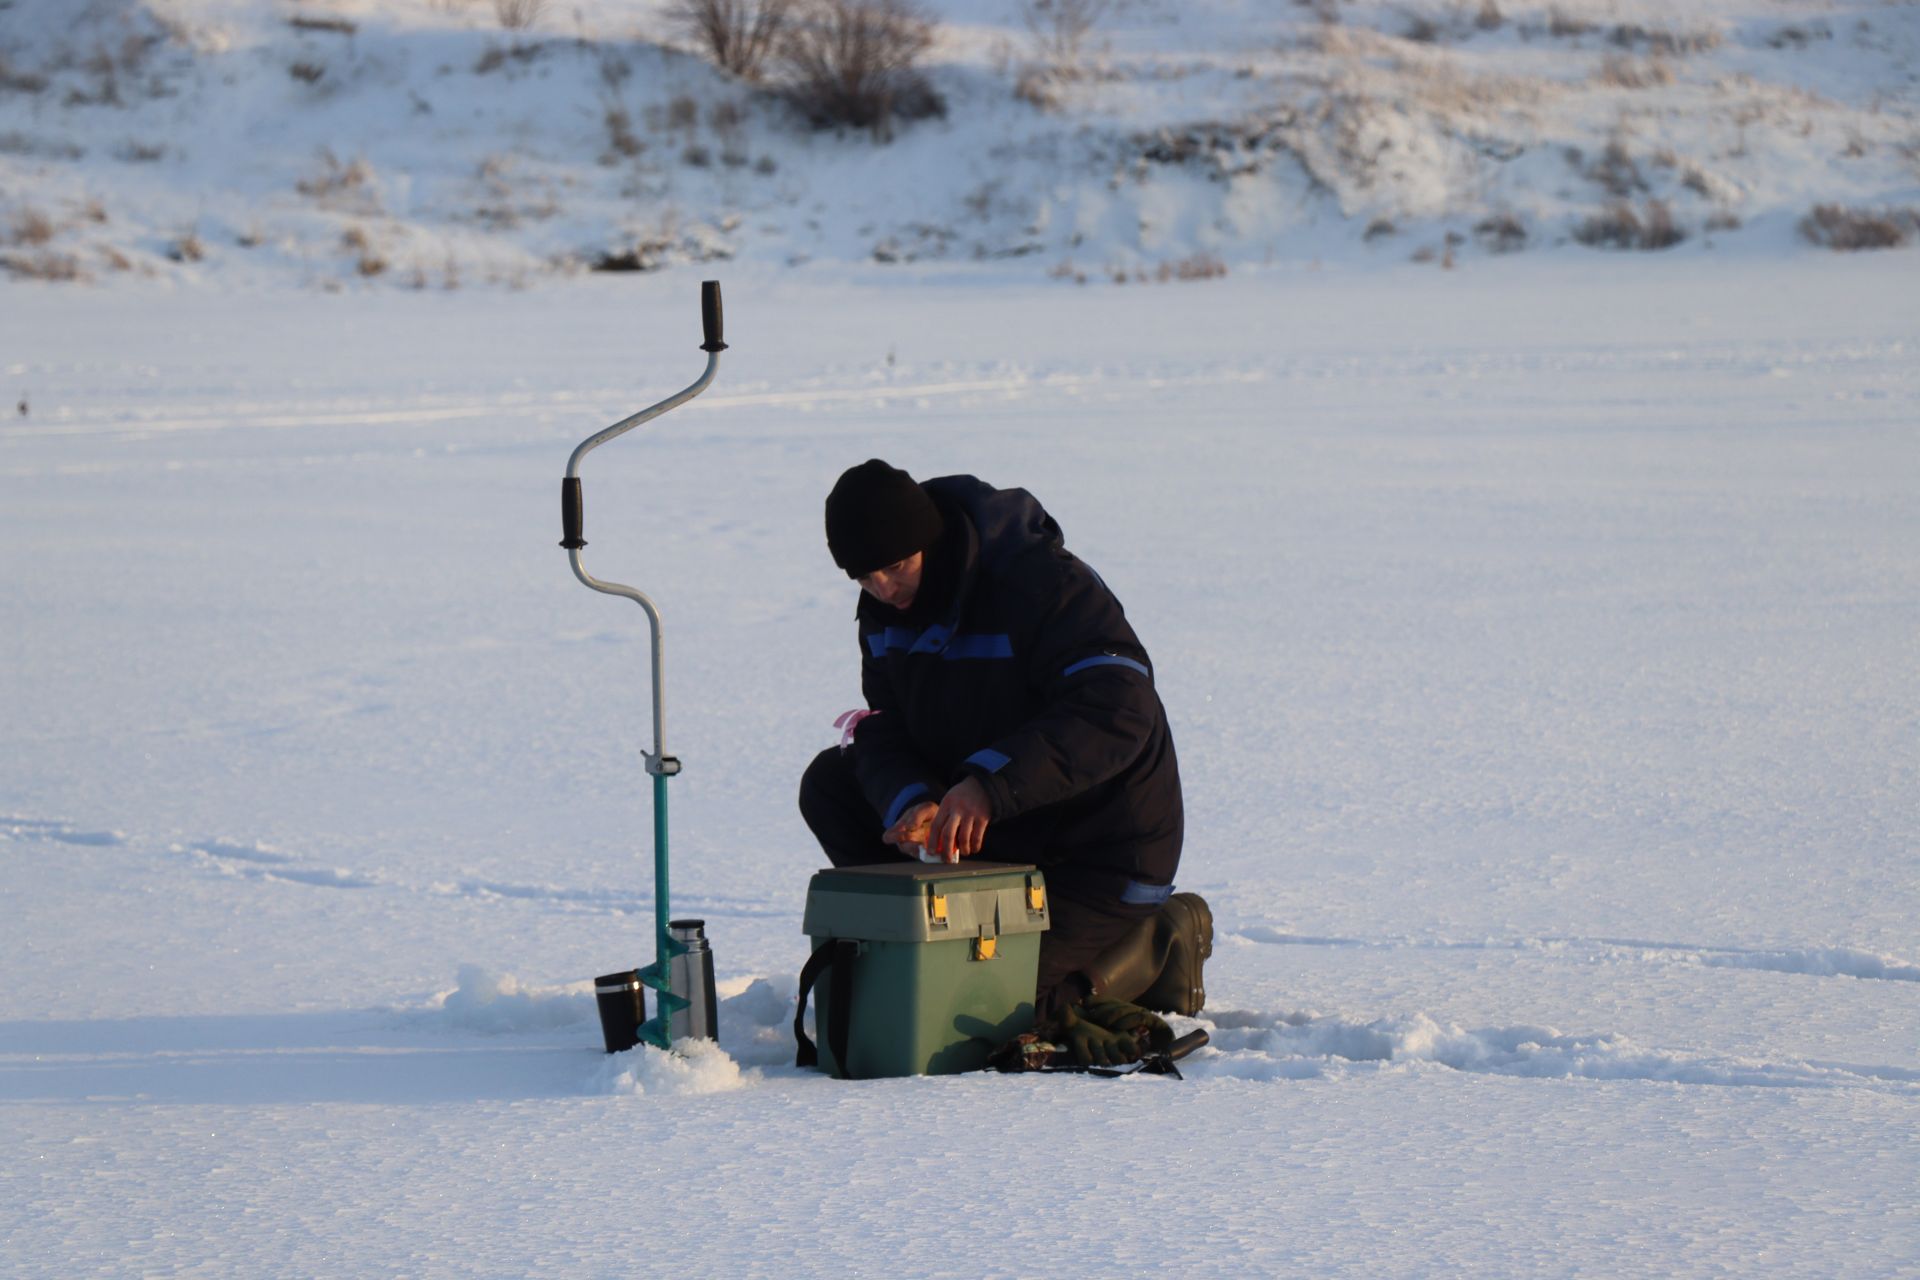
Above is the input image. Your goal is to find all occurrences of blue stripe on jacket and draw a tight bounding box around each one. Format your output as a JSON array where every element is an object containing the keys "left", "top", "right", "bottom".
[
  {"left": 965, "top": 748, "right": 1012, "bottom": 774},
  {"left": 883, "top": 782, "right": 931, "bottom": 829},
  {"left": 866, "top": 626, "right": 1014, "bottom": 661},
  {"left": 1062, "top": 654, "right": 1151, "bottom": 679}
]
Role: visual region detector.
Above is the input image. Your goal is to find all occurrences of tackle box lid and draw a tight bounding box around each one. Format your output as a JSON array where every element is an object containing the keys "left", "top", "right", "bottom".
[{"left": 803, "top": 861, "right": 1050, "bottom": 943}]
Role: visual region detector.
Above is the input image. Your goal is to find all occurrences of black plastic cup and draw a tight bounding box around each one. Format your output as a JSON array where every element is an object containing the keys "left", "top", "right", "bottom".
[{"left": 594, "top": 969, "right": 645, "bottom": 1054}]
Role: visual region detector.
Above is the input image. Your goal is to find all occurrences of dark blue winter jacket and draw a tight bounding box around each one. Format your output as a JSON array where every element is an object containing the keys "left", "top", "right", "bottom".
[{"left": 847, "top": 476, "right": 1183, "bottom": 900}]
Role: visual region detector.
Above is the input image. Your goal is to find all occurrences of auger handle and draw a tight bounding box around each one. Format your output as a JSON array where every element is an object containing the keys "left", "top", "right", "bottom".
[{"left": 701, "top": 280, "right": 727, "bottom": 353}]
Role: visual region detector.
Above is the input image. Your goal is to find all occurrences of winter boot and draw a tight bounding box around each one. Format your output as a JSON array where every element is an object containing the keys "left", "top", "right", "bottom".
[
  {"left": 1137, "top": 892, "right": 1212, "bottom": 1016},
  {"left": 1081, "top": 892, "right": 1213, "bottom": 1016}
]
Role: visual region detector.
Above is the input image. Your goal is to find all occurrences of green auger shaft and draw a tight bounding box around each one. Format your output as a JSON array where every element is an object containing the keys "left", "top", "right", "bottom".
[{"left": 636, "top": 772, "right": 689, "bottom": 1050}]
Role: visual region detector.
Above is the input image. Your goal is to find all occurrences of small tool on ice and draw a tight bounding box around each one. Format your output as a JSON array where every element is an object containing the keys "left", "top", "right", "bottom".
[{"left": 562, "top": 281, "right": 728, "bottom": 1053}]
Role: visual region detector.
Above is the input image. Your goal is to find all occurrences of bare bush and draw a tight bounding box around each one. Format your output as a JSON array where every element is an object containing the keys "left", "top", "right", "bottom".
[
  {"left": 1474, "top": 212, "right": 1526, "bottom": 252},
  {"left": 779, "top": 0, "right": 943, "bottom": 131},
  {"left": 289, "top": 61, "right": 326, "bottom": 84},
  {"left": 297, "top": 149, "right": 377, "bottom": 208},
  {"left": 493, "top": 0, "right": 547, "bottom": 31},
  {"left": 668, "top": 0, "right": 795, "bottom": 80},
  {"left": 0, "top": 55, "right": 51, "bottom": 94},
  {"left": 1013, "top": 65, "right": 1059, "bottom": 111},
  {"left": 2, "top": 250, "right": 84, "bottom": 281},
  {"left": 602, "top": 105, "right": 644, "bottom": 158},
  {"left": 289, "top": 16, "right": 357, "bottom": 36},
  {"left": 166, "top": 231, "right": 204, "bottom": 262},
  {"left": 1594, "top": 53, "right": 1673, "bottom": 89},
  {"left": 342, "top": 225, "right": 389, "bottom": 276},
  {"left": 1608, "top": 23, "right": 1719, "bottom": 56},
  {"left": 1546, "top": 7, "right": 1594, "bottom": 38},
  {"left": 1584, "top": 138, "right": 1644, "bottom": 197},
  {"left": 1473, "top": 0, "right": 1502, "bottom": 31},
  {"left": 1021, "top": 0, "right": 1109, "bottom": 65},
  {"left": 1574, "top": 200, "right": 1684, "bottom": 250},
  {"left": 9, "top": 207, "right": 56, "bottom": 246},
  {"left": 1799, "top": 204, "right": 1915, "bottom": 251}
]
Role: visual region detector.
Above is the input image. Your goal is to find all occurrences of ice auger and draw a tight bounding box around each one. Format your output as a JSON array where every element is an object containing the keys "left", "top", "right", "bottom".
[{"left": 561, "top": 281, "right": 727, "bottom": 1050}]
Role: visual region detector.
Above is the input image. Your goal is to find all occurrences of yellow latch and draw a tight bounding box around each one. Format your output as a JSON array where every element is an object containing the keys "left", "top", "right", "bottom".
[
  {"left": 928, "top": 890, "right": 948, "bottom": 925},
  {"left": 972, "top": 936, "right": 997, "bottom": 961},
  {"left": 1027, "top": 883, "right": 1046, "bottom": 912}
]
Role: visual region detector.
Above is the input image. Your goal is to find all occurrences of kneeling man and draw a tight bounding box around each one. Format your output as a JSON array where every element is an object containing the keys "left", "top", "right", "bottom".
[{"left": 798, "top": 459, "right": 1209, "bottom": 1066}]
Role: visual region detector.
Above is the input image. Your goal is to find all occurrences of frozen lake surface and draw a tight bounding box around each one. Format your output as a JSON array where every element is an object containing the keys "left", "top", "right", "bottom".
[{"left": 3, "top": 258, "right": 1916, "bottom": 1276}]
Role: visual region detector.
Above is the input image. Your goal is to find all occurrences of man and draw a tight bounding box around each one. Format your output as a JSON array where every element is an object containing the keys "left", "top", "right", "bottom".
[{"left": 798, "top": 459, "right": 1210, "bottom": 1066}]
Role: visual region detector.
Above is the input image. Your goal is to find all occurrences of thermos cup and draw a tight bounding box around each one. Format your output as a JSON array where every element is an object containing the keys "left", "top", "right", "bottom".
[{"left": 594, "top": 969, "right": 645, "bottom": 1055}]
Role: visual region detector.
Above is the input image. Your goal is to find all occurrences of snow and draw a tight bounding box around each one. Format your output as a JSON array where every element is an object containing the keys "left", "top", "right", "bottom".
[
  {"left": 3, "top": 0, "right": 1917, "bottom": 285},
  {"left": 3, "top": 252, "right": 1916, "bottom": 1274}
]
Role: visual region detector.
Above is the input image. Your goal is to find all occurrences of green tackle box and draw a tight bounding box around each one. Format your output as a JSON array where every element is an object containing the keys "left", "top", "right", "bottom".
[{"left": 799, "top": 861, "right": 1051, "bottom": 1079}]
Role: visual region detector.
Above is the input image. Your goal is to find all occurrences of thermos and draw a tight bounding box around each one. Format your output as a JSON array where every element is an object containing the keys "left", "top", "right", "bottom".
[
  {"left": 667, "top": 919, "right": 720, "bottom": 1042},
  {"left": 594, "top": 969, "right": 645, "bottom": 1055}
]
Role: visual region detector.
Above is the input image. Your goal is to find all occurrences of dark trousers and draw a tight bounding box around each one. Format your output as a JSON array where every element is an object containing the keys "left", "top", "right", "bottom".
[{"left": 798, "top": 747, "right": 1153, "bottom": 1026}]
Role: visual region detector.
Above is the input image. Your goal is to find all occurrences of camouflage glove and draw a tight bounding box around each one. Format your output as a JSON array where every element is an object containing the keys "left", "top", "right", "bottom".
[
  {"left": 1056, "top": 1002, "right": 1142, "bottom": 1068},
  {"left": 1083, "top": 997, "right": 1175, "bottom": 1056}
]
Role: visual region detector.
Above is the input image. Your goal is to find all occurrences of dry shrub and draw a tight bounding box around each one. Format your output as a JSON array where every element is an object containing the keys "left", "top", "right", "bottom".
[
  {"left": 0, "top": 55, "right": 51, "bottom": 94},
  {"left": 603, "top": 105, "right": 644, "bottom": 158},
  {"left": 668, "top": 0, "right": 795, "bottom": 80},
  {"left": 1608, "top": 23, "right": 1719, "bottom": 56},
  {"left": 493, "top": 0, "right": 547, "bottom": 30},
  {"left": 1584, "top": 138, "right": 1643, "bottom": 197},
  {"left": 1474, "top": 211, "right": 1526, "bottom": 252},
  {"left": 1594, "top": 53, "right": 1673, "bottom": 89},
  {"left": 290, "top": 62, "right": 326, "bottom": 84},
  {"left": 1021, "top": 0, "right": 1109, "bottom": 64},
  {"left": 2, "top": 250, "right": 84, "bottom": 281},
  {"left": 167, "top": 231, "right": 204, "bottom": 262},
  {"left": 1575, "top": 200, "right": 1684, "bottom": 250},
  {"left": 342, "top": 226, "right": 388, "bottom": 276},
  {"left": 1799, "top": 204, "right": 1915, "bottom": 251},
  {"left": 115, "top": 140, "right": 166, "bottom": 162},
  {"left": 297, "top": 149, "right": 378, "bottom": 212},
  {"left": 9, "top": 207, "right": 56, "bottom": 246},
  {"left": 289, "top": 16, "right": 357, "bottom": 36},
  {"left": 1013, "top": 65, "right": 1060, "bottom": 111},
  {"left": 1473, "top": 0, "right": 1502, "bottom": 31},
  {"left": 1546, "top": 7, "right": 1594, "bottom": 38},
  {"left": 1160, "top": 252, "right": 1226, "bottom": 282},
  {"left": 1404, "top": 14, "right": 1442, "bottom": 44},
  {"left": 779, "top": 0, "right": 943, "bottom": 131}
]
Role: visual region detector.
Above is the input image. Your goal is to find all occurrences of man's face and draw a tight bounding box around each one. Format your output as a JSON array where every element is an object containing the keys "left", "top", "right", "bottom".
[{"left": 857, "top": 552, "right": 924, "bottom": 611}]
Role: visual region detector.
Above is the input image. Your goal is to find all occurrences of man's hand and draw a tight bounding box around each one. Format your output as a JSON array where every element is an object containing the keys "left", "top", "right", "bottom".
[
  {"left": 930, "top": 776, "right": 991, "bottom": 860},
  {"left": 882, "top": 801, "right": 940, "bottom": 853}
]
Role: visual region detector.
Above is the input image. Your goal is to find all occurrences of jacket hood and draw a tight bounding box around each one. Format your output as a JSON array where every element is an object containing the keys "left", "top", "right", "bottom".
[{"left": 923, "top": 475, "right": 1063, "bottom": 572}]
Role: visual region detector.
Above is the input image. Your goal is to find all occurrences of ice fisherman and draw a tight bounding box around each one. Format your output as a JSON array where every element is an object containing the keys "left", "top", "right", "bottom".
[{"left": 798, "top": 459, "right": 1212, "bottom": 1066}]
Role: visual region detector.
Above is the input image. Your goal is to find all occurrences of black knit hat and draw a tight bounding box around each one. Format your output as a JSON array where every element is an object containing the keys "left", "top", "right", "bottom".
[{"left": 825, "top": 459, "right": 945, "bottom": 578}]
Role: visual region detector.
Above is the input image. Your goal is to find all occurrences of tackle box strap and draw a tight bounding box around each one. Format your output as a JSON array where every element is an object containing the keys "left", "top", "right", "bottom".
[{"left": 794, "top": 938, "right": 858, "bottom": 1078}]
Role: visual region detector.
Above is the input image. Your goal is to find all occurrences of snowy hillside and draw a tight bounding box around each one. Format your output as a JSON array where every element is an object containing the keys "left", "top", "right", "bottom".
[{"left": 2, "top": 0, "right": 1917, "bottom": 286}]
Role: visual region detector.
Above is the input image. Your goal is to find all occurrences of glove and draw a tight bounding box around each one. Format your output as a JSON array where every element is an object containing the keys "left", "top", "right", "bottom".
[
  {"left": 1056, "top": 1002, "right": 1142, "bottom": 1068},
  {"left": 1083, "top": 997, "right": 1174, "bottom": 1056}
]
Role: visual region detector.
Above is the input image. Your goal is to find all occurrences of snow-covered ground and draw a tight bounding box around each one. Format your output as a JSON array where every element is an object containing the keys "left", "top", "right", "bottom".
[
  {"left": 2, "top": 0, "right": 1917, "bottom": 286},
  {"left": 3, "top": 255, "right": 1916, "bottom": 1274}
]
